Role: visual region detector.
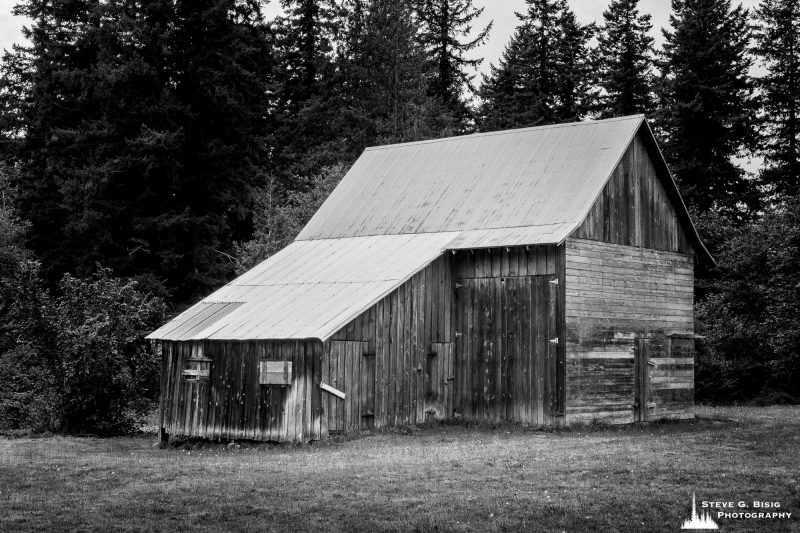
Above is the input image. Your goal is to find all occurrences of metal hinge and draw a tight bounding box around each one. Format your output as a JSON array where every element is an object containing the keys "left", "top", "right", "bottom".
[
  {"left": 455, "top": 331, "right": 463, "bottom": 338},
  {"left": 549, "top": 279, "right": 559, "bottom": 286},
  {"left": 549, "top": 338, "right": 559, "bottom": 345}
]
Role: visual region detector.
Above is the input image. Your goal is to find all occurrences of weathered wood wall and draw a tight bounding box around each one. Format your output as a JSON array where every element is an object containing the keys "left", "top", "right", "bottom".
[
  {"left": 452, "top": 246, "right": 566, "bottom": 424},
  {"left": 565, "top": 237, "right": 695, "bottom": 424},
  {"left": 319, "top": 246, "right": 568, "bottom": 431},
  {"left": 159, "top": 339, "right": 321, "bottom": 442},
  {"left": 572, "top": 134, "right": 693, "bottom": 255}
]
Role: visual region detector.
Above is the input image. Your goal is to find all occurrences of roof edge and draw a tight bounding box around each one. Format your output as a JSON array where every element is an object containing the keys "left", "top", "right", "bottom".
[{"left": 636, "top": 120, "right": 715, "bottom": 266}]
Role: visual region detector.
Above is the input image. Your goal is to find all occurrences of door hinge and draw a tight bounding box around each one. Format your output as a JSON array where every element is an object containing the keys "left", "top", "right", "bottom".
[
  {"left": 549, "top": 279, "right": 559, "bottom": 286},
  {"left": 549, "top": 338, "right": 559, "bottom": 345},
  {"left": 455, "top": 331, "right": 463, "bottom": 338}
]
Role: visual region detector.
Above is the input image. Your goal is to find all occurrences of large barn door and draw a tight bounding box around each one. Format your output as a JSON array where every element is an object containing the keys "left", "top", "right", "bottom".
[
  {"left": 454, "top": 275, "right": 558, "bottom": 424},
  {"left": 324, "top": 341, "right": 373, "bottom": 432}
]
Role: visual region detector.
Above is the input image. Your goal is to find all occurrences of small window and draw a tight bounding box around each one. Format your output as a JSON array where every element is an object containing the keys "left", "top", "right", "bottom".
[
  {"left": 259, "top": 360, "right": 292, "bottom": 386},
  {"left": 182, "top": 357, "right": 211, "bottom": 382}
]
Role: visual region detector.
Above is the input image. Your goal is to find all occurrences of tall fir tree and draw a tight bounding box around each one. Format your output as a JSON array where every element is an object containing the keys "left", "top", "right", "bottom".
[
  {"left": 658, "top": 0, "right": 759, "bottom": 221},
  {"left": 754, "top": 0, "right": 800, "bottom": 198},
  {"left": 270, "top": 0, "right": 340, "bottom": 186},
  {"left": 596, "top": 0, "right": 655, "bottom": 118},
  {"left": 478, "top": 0, "right": 594, "bottom": 131},
  {"left": 416, "top": 0, "right": 492, "bottom": 127},
  {"left": 0, "top": 0, "right": 275, "bottom": 303}
]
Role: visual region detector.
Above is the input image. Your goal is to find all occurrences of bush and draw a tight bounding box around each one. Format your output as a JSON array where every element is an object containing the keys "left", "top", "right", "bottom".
[
  {"left": 0, "top": 264, "right": 165, "bottom": 434},
  {"left": 45, "top": 268, "right": 167, "bottom": 434},
  {"left": 695, "top": 199, "right": 800, "bottom": 404}
]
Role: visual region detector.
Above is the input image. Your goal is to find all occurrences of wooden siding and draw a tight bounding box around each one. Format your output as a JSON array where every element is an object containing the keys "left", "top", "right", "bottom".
[
  {"left": 322, "top": 254, "right": 455, "bottom": 430},
  {"left": 572, "top": 134, "right": 693, "bottom": 255},
  {"left": 565, "top": 238, "right": 694, "bottom": 424},
  {"left": 159, "top": 339, "right": 321, "bottom": 442}
]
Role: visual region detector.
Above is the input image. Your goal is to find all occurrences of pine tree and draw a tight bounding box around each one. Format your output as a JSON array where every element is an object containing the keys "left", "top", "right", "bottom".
[
  {"left": 1, "top": 0, "right": 275, "bottom": 303},
  {"left": 417, "top": 0, "right": 492, "bottom": 126},
  {"left": 596, "top": 0, "right": 655, "bottom": 118},
  {"left": 554, "top": 9, "right": 597, "bottom": 122},
  {"left": 658, "top": 0, "right": 759, "bottom": 221},
  {"left": 754, "top": 0, "right": 800, "bottom": 198},
  {"left": 478, "top": 0, "right": 594, "bottom": 131}
]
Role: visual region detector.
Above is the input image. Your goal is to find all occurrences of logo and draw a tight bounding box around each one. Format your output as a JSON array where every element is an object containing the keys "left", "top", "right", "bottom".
[{"left": 682, "top": 493, "right": 719, "bottom": 530}]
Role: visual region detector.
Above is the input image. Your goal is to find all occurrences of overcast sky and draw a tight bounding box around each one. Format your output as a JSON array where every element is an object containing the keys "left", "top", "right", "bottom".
[{"left": 0, "top": 0, "right": 761, "bottom": 74}]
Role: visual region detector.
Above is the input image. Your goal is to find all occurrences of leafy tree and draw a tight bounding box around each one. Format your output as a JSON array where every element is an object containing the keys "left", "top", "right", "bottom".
[
  {"left": 753, "top": 0, "right": 800, "bottom": 198},
  {"left": 234, "top": 163, "right": 346, "bottom": 272},
  {"left": 696, "top": 198, "right": 800, "bottom": 403},
  {"left": 417, "top": 0, "right": 493, "bottom": 126},
  {"left": 596, "top": 0, "right": 655, "bottom": 118},
  {"left": 478, "top": 0, "right": 595, "bottom": 131},
  {"left": 657, "top": 0, "right": 759, "bottom": 222},
  {"left": 1, "top": 0, "right": 274, "bottom": 304},
  {"left": 46, "top": 268, "right": 166, "bottom": 434}
]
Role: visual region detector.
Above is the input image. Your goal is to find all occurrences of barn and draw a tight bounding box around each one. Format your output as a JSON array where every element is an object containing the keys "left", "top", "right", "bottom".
[{"left": 148, "top": 114, "right": 712, "bottom": 442}]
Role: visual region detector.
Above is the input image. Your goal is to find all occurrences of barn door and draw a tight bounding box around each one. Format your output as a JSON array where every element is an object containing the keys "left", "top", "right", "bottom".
[
  {"left": 324, "top": 341, "right": 374, "bottom": 432},
  {"left": 634, "top": 337, "right": 650, "bottom": 422},
  {"left": 454, "top": 275, "right": 559, "bottom": 424}
]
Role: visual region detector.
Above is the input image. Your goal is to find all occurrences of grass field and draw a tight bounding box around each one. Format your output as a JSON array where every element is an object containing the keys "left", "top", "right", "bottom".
[{"left": 1, "top": 406, "right": 798, "bottom": 532}]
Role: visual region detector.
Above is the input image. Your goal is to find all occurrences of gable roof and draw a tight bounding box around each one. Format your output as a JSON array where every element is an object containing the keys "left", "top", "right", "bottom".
[{"left": 149, "top": 115, "right": 710, "bottom": 342}]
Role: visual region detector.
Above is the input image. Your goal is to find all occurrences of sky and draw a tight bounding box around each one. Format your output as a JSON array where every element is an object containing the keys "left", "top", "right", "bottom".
[{"left": 0, "top": 0, "right": 761, "bottom": 76}]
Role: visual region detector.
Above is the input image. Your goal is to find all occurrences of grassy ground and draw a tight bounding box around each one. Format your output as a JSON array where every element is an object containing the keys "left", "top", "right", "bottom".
[{"left": 1, "top": 406, "right": 798, "bottom": 532}]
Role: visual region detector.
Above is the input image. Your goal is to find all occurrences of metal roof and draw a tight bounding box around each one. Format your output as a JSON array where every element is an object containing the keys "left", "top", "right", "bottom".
[
  {"left": 298, "top": 116, "right": 645, "bottom": 242},
  {"left": 150, "top": 115, "right": 712, "bottom": 342},
  {"left": 147, "top": 233, "right": 458, "bottom": 341}
]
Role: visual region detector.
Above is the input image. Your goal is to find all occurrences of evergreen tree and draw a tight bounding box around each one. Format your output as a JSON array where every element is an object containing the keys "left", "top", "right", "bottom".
[
  {"left": 596, "top": 0, "right": 655, "bottom": 118},
  {"left": 0, "top": 0, "right": 274, "bottom": 303},
  {"left": 754, "top": 0, "right": 800, "bottom": 198},
  {"left": 336, "top": 0, "right": 453, "bottom": 144},
  {"left": 417, "top": 0, "right": 492, "bottom": 126},
  {"left": 270, "top": 0, "right": 340, "bottom": 186},
  {"left": 478, "top": 0, "right": 594, "bottom": 131},
  {"left": 658, "top": 0, "right": 759, "bottom": 221},
  {"left": 554, "top": 9, "right": 596, "bottom": 122}
]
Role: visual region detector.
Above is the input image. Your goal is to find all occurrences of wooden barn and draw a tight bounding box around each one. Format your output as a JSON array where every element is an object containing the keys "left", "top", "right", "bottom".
[{"left": 148, "top": 115, "right": 712, "bottom": 442}]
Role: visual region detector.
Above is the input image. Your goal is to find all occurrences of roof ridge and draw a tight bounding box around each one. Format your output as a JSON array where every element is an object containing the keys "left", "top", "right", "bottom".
[{"left": 364, "top": 115, "right": 645, "bottom": 152}]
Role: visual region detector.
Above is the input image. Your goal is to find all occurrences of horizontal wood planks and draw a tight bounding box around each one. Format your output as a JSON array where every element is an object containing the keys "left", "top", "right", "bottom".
[
  {"left": 159, "top": 339, "right": 321, "bottom": 443},
  {"left": 571, "top": 134, "right": 693, "bottom": 254},
  {"left": 564, "top": 238, "right": 695, "bottom": 424}
]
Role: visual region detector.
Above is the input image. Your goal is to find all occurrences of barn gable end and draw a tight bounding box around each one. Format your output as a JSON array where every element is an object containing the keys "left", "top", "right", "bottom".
[{"left": 564, "top": 132, "right": 697, "bottom": 425}]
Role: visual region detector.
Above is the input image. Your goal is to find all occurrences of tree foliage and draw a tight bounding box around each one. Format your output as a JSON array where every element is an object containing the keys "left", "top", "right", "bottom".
[
  {"left": 478, "top": 0, "right": 595, "bottom": 131},
  {"left": 657, "top": 0, "right": 760, "bottom": 222},
  {"left": 596, "top": 0, "right": 655, "bottom": 117},
  {"left": 1, "top": 0, "right": 274, "bottom": 304},
  {"left": 696, "top": 199, "right": 800, "bottom": 403},
  {"left": 417, "top": 0, "right": 492, "bottom": 126},
  {"left": 753, "top": 0, "right": 800, "bottom": 198}
]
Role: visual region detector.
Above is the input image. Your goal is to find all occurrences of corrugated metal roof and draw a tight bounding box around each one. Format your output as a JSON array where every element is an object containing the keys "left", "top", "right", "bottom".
[
  {"left": 150, "top": 115, "right": 712, "bottom": 342},
  {"left": 147, "top": 233, "right": 458, "bottom": 341},
  {"left": 298, "top": 116, "right": 644, "bottom": 241}
]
